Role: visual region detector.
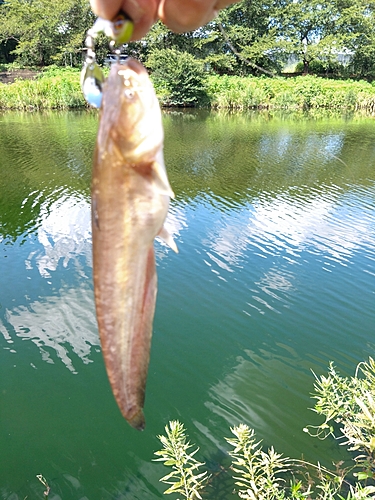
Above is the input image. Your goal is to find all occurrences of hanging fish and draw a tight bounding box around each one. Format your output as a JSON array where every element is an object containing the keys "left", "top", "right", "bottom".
[{"left": 82, "top": 16, "right": 177, "bottom": 430}]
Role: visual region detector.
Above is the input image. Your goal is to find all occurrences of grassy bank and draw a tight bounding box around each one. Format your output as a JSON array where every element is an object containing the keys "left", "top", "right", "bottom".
[
  {"left": 0, "top": 67, "right": 85, "bottom": 110},
  {"left": 205, "top": 74, "right": 375, "bottom": 111},
  {"left": 2, "top": 66, "right": 375, "bottom": 111}
]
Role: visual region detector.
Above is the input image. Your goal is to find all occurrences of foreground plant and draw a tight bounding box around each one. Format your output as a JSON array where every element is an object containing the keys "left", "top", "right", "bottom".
[
  {"left": 154, "top": 420, "right": 209, "bottom": 499},
  {"left": 225, "top": 424, "right": 292, "bottom": 500},
  {"left": 305, "top": 357, "right": 375, "bottom": 482},
  {"left": 155, "top": 359, "right": 375, "bottom": 499}
]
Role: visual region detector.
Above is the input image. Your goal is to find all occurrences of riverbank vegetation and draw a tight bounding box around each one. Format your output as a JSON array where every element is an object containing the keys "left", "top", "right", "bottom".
[
  {"left": 154, "top": 358, "right": 375, "bottom": 500},
  {"left": 2, "top": 64, "right": 375, "bottom": 111},
  {"left": 3, "top": 0, "right": 375, "bottom": 110},
  {"left": 205, "top": 74, "right": 375, "bottom": 111},
  {"left": 0, "top": 66, "right": 85, "bottom": 109}
]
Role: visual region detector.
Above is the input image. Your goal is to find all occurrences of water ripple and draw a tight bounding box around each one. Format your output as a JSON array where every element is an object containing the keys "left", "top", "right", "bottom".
[
  {"left": 198, "top": 180, "right": 375, "bottom": 316},
  {"left": 3, "top": 286, "right": 98, "bottom": 374}
]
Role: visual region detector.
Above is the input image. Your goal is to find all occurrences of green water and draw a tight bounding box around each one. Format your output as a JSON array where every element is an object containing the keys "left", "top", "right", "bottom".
[{"left": 0, "top": 110, "right": 374, "bottom": 499}]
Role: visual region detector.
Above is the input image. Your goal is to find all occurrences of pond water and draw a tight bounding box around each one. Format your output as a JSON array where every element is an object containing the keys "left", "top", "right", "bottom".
[{"left": 0, "top": 109, "right": 374, "bottom": 499}]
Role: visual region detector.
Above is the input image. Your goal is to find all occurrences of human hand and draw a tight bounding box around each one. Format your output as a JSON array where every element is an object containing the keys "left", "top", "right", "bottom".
[{"left": 89, "top": 0, "right": 239, "bottom": 40}]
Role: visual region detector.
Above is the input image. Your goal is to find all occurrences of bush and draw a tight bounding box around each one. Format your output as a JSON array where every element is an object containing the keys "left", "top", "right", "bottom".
[
  {"left": 295, "top": 60, "right": 345, "bottom": 77},
  {"left": 146, "top": 48, "right": 208, "bottom": 107},
  {"left": 206, "top": 74, "right": 375, "bottom": 110},
  {"left": 3, "top": 67, "right": 375, "bottom": 111}
]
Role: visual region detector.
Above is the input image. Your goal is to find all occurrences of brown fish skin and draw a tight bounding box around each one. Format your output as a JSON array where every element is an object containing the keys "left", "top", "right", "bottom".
[{"left": 92, "top": 58, "right": 176, "bottom": 430}]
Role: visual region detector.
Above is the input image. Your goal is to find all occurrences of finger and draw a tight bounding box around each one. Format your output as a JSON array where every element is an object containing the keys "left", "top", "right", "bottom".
[
  {"left": 215, "top": 0, "right": 239, "bottom": 9},
  {"left": 90, "top": 0, "right": 123, "bottom": 20},
  {"left": 158, "top": 0, "right": 239, "bottom": 33},
  {"left": 158, "top": 0, "right": 216, "bottom": 32},
  {"left": 90, "top": 0, "right": 158, "bottom": 40}
]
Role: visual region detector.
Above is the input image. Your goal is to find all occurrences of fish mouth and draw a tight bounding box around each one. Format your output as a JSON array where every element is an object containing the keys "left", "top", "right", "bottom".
[{"left": 121, "top": 57, "right": 148, "bottom": 76}]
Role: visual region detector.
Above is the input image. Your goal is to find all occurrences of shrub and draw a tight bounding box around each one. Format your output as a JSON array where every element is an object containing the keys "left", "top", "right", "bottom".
[
  {"left": 0, "top": 68, "right": 85, "bottom": 109},
  {"left": 146, "top": 48, "right": 208, "bottom": 107}
]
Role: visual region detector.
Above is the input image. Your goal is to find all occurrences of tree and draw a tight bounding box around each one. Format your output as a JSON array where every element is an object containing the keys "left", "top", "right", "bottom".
[
  {"left": 274, "top": 0, "right": 342, "bottom": 74},
  {"left": 0, "top": 0, "right": 94, "bottom": 66},
  {"left": 2, "top": 0, "right": 375, "bottom": 80},
  {"left": 127, "top": 20, "right": 210, "bottom": 66},
  {"left": 274, "top": 0, "right": 375, "bottom": 77},
  {"left": 211, "top": 0, "right": 286, "bottom": 76},
  {"left": 0, "top": 39, "right": 17, "bottom": 64},
  {"left": 336, "top": 0, "right": 375, "bottom": 78},
  {"left": 128, "top": 0, "right": 285, "bottom": 78}
]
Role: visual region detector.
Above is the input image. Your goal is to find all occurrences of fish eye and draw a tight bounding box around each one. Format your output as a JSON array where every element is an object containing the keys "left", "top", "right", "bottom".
[{"left": 124, "top": 89, "right": 135, "bottom": 100}]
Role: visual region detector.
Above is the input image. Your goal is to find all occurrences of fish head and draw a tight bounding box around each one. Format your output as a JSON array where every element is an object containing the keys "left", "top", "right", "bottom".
[{"left": 100, "top": 58, "right": 163, "bottom": 163}]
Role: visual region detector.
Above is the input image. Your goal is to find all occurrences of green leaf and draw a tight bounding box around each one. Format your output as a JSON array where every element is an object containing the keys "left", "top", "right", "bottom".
[{"left": 355, "top": 471, "right": 373, "bottom": 480}]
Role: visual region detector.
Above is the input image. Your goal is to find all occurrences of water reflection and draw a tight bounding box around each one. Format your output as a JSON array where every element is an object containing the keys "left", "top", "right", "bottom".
[
  {"left": 5, "top": 287, "right": 98, "bottom": 373},
  {"left": 31, "top": 194, "right": 92, "bottom": 278},
  {"left": 1, "top": 193, "right": 94, "bottom": 372},
  {"left": 204, "top": 350, "right": 317, "bottom": 457},
  {"left": 247, "top": 186, "right": 374, "bottom": 267},
  {"left": 200, "top": 181, "right": 375, "bottom": 315},
  {"left": 258, "top": 130, "right": 346, "bottom": 168}
]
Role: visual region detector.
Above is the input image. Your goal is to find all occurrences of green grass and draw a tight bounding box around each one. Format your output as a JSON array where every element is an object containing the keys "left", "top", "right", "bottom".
[
  {"left": 0, "top": 67, "right": 86, "bottom": 110},
  {"left": 2, "top": 67, "right": 375, "bottom": 110},
  {"left": 205, "top": 74, "right": 375, "bottom": 111}
]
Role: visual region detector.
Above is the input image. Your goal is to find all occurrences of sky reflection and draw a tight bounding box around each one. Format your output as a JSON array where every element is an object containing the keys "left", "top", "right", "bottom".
[{"left": 203, "top": 182, "right": 375, "bottom": 274}]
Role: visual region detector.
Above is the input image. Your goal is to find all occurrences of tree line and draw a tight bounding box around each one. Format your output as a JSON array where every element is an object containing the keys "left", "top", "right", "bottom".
[{"left": 1, "top": 0, "right": 375, "bottom": 79}]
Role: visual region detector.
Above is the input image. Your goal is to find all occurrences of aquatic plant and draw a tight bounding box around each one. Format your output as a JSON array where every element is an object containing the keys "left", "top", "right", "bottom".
[
  {"left": 305, "top": 357, "right": 375, "bottom": 483},
  {"left": 225, "top": 424, "right": 293, "bottom": 500}
]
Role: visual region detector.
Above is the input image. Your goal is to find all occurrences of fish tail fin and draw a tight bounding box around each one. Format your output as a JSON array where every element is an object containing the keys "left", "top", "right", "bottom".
[{"left": 157, "top": 225, "right": 178, "bottom": 253}]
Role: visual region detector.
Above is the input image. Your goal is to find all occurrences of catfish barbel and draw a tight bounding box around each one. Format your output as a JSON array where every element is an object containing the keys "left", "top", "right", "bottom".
[{"left": 92, "top": 58, "right": 177, "bottom": 430}]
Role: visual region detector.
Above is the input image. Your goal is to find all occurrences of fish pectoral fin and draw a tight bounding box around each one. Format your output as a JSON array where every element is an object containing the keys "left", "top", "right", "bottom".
[
  {"left": 152, "top": 161, "right": 175, "bottom": 198},
  {"left": 157, "top": 225, "right": 178, "bottom": 253}
]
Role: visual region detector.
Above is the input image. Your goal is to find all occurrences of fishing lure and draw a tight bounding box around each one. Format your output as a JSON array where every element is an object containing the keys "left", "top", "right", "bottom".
[{"left": 81, "top": 11, "right": 134, "bottom": 108}]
